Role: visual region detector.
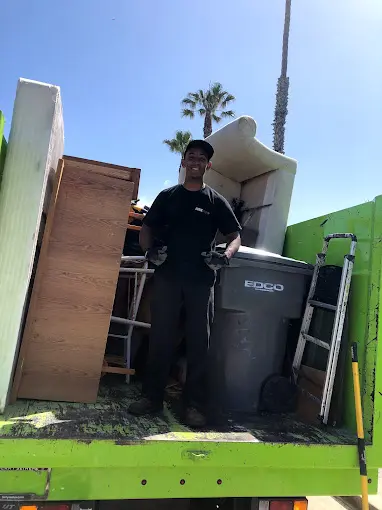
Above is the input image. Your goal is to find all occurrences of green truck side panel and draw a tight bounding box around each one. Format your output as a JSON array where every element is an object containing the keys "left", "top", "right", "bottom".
[
  {"left": 0, "top": 465, "right": 378, "bottom": 500},
  {"left": 0, "top": 439, "right": 378, "bottom": 499},
  {"left": 0, "top": 111, "right": 7, "bottom": 186},
  {"left": 284, "top": 198, "right": 382, "bottom": 441},
  {"left": 1, "top": 191, "right": 382, "bottom": 499}
]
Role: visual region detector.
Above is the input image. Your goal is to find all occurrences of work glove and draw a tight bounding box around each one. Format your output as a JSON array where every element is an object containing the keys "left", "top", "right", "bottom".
[
  {"left": 201, "top": 251, "right": 229, "bottom": 271},
  {"left": 146, "top": 246, "right": 168, "bottom": 266}
]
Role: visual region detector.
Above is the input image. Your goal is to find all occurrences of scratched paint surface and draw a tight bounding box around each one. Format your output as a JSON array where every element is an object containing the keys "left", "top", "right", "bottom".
[{"left": 0, "top": 377, "right": 355, "bottom": 444}]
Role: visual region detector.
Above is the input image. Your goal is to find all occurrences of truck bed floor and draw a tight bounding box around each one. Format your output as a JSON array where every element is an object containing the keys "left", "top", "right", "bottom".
[{"left": 0, "top": 377, "right": 355, "bottom": 445}]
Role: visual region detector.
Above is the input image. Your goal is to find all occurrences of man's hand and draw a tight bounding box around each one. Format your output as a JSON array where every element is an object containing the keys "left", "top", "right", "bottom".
[
  {"left": 201, "top": 251, "right": 229, "bottom": 271},
  {"left": 146, "top": 246, "right": 168, "bottom": 266},
  {"left": 224, "top": 232, "right": 241, "bottom": 260}
]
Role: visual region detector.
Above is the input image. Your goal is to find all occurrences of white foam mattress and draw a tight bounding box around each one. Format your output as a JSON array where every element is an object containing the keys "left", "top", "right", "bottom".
[{"left": 0, "top": 78, "right": 64, "bottom": 411}]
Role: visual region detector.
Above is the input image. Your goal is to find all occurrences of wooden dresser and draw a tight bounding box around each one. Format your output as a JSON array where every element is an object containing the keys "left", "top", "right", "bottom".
[{"left": 12, "top": 157, "right": 140, "bottom": 403}]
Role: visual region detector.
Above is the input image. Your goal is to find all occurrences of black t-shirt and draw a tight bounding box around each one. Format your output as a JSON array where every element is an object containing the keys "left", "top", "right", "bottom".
[{"left": 143, "top": 185, "right": 241, "bottom": 284}]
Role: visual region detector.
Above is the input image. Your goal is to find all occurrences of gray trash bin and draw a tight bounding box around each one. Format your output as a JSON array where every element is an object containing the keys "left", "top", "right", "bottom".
[{"left": 209, "top": 246, "right": 313, "bottom": 417}]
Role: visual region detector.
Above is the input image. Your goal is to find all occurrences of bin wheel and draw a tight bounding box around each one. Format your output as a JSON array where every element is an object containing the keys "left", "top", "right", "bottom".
[{"left": 259, "top": 374, "right": 298, "bottom": 413}]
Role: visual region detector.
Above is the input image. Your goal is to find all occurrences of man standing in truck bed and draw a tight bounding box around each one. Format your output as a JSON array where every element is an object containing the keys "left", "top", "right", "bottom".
[{"left": 129, "top": 140, "right": 241, "bottom": 427}]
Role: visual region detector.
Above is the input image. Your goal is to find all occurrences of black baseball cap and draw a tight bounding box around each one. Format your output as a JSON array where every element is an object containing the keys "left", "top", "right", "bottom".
[{"left": 184, "top": 140, "right": 214, "bottom": 161}]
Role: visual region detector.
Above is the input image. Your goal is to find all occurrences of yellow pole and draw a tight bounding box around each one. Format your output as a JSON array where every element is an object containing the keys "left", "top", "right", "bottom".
[{"left": 351, "top": 342, "right": 369, "bottom": 510}]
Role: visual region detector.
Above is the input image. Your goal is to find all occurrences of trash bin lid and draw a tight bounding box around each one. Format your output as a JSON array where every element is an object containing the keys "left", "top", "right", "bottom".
[{"left": 232, "top": 246, "right": 313, "bottom": 272}]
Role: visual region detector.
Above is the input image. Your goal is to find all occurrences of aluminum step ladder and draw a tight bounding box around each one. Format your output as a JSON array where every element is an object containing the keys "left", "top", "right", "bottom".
[
  {"left": 110, "top": 255, "right": 153, "bottom": 383},
  {"left": 106, "top": 209, "right": 153, "bottom": 383},
  {"left": 292, "top": 233, "right": 357, "bottom": 424}
]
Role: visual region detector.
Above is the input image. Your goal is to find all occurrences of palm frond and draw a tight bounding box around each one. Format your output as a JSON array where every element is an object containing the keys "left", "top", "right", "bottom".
[
  {"left": 163, "top": 139, "right": 178, "bottom": 153},
  {"left": 221, "top": 93, "right": 235, "bottom": 109},
  {"left": 181, "top": 108, "right": 195, "bottom": 119},
  {"left": 190, "top": 90, "right": 206, "bottom": 108},
  {"left": 190, "top": 91, "right": 200, "bottom": 99},
  {"left": 181, "top": 97, "right": 197, "bottom": 108},
  {"left": 181, "top": 82, "right": 235, "bottom": 133},
  {"left": 182, "top": 92, "right": 203, "bottom": 108},
  {"left": 210, "top": 82, "right": 223, "bottom": 96},
  {"left": 176, "top": 130, "right": 192, "bottom": 143},
  {"left": 205, "top": 83, "right": 235, "bottom": 114},
  {"left": 220, "top": 110, "right": 235, "bottom": 118},
  {"left": 163, "top": 130, "right": 193, "bottom": 156}
]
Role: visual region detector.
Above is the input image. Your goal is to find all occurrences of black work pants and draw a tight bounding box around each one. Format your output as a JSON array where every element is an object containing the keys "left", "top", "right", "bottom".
[{"left": 143, "top": 273, "right": 213, "bottom": 408}]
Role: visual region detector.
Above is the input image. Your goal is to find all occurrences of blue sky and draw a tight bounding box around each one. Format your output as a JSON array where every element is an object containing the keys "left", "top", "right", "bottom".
[{"left": 1, "top": 0, "right": 381, "bottom": 224}]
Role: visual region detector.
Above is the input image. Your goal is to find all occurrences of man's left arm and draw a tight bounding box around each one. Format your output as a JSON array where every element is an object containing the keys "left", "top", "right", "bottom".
[
  {"left": 217, "top": 196, "right": 242, "bottom": 260},
  {"left": 224, "top": 231, "right": 241, "bottom": 260}
]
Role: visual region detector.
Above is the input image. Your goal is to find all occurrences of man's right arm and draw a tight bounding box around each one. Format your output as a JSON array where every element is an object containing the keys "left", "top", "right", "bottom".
[
  {"left": 139, "top": 224, "right": 154, "bottom": 252},
  {"left": 138, "top": 191, "right": 165, "bottom": 253}
]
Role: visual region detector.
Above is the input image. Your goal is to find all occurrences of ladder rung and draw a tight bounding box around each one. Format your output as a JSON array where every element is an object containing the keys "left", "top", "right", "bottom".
[
  {"left": 119, "top": 267, "right": 154, "bottom": 274},
  {"left": 102, "top": 365, "right": 135, "bottom": 375},
  {"left": 309, "top": 299, "right": 337, "bottom": 312},
  {"left": 303, "top": 333, "right": 330, "bottom": 350},
  {"left": 121, "top": 255, "right": 146, "bottom": 262},
  {"left": 110, "top": 316, "right": 151, "bottom": 328}
]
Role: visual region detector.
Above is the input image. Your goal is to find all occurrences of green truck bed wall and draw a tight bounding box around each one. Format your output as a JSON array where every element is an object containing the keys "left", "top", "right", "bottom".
[
  {"left": 1, "top": 186, "right": 382, "bottom": 499},
  {"left": 285, "top": 199, "right": 382, "bottom": 442}
]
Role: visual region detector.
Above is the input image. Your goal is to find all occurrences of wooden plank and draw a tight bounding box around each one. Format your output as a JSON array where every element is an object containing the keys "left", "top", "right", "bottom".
[
  {"left": 126, "top": 224, "right": 142, "bottom": 231},
  {"left": 14, "top": 161, "right": 134, "bottom": 403},
  {"left": 63, "top": 155, "right": 140, "bottom": 199},
  {"left": 129, "top": 211, "right": 145, "bottom": 220},
  {"left": 102, "top": 366, "right": 135, "bottom": 375},
  {"left": 104, "top": 355, "right": 125, "bottom": 366},
  {"left": 296, "top": 365, "right": 325, "bottom": 424}
]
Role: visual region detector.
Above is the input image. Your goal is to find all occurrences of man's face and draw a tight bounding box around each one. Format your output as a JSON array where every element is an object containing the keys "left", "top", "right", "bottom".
[{"left": 182, "top": 148, "right": 211, "bottom": 180}]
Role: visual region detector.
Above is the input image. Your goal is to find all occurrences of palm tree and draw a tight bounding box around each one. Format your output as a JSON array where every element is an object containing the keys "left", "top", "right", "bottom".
[
  {"left": 181, "top": 82, "right": 235, "bottom": 138},
  {"left": 163, "top": 130, "right": 193, "bottom": 169},
  {"left": 273, "top": 0, "right": 292, "bottom": 154}
]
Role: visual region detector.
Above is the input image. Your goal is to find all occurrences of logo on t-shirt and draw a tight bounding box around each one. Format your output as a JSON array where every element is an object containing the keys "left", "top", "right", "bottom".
[{"left": 195, "top": 207, "right": 210, "bottom": 215}]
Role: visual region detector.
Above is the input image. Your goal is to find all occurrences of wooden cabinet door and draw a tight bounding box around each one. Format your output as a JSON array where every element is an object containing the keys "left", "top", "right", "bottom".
[{"left": 14, "top": 158, "right": 134, "bottom": 403}]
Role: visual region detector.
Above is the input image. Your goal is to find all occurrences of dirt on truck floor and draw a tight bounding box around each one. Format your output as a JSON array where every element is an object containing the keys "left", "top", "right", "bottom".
[{"left": 0, "top": 376, "right": 356, "bottom": 445}]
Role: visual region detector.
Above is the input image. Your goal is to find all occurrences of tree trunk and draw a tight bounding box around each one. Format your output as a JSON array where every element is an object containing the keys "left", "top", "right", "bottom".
[
  {"left": 272, "top": 76, "right": 289, "bottom": 154},
  {"left": 203, "top": 112, "right": 212, "bottom": 138},
  {"left": 281, "top": 0, "right": 292, "bottom": 78},
  {"left": 273, "top": 0, "right": 292, "bottom": 154}
]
